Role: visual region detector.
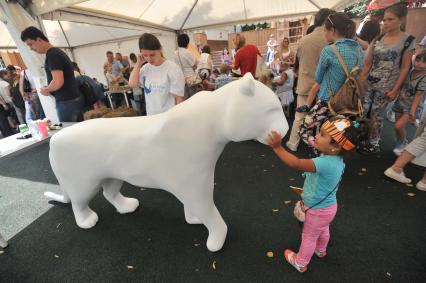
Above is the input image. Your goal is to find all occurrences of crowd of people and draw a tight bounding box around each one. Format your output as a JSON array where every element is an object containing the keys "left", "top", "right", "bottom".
[
  {"left": 0, "top": 63, "right": 43, "bottom": 138},
  {"left": 0, "top": 2, "right": 425, "bottom": 275}
]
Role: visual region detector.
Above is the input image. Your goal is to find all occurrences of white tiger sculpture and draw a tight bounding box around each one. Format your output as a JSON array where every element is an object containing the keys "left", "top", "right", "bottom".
[{"left": 46, "top": 73, "right": 288, "bottom": 252}]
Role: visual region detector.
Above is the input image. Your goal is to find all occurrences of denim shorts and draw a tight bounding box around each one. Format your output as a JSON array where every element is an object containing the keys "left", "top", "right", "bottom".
[{"left": 392, "top": 92, "right": 414, "bottom": 114}]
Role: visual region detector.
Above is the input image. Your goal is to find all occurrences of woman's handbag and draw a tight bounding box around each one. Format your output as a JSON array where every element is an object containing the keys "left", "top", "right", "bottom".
[{"left": 176, "top": 50, "right": 202, "bottom": 97}]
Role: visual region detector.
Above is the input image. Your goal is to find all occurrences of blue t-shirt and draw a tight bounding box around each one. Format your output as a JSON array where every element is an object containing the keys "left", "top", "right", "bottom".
[
  {"left": 315, "top": 39, "right": 363, "bottom": 101},
  {"left": 302, "top": 155, "right": 345, "bottom": 209}
]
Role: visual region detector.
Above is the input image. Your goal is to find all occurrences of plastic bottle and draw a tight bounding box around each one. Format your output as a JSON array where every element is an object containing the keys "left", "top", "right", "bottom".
[{"left": 25, "top": 100, "right": 40, "bottom": 140}]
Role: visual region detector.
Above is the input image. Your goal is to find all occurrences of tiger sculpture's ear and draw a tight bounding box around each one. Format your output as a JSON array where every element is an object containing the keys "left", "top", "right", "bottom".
[{"left": 240, "top": 72, "right": 255, "bottom": 96}]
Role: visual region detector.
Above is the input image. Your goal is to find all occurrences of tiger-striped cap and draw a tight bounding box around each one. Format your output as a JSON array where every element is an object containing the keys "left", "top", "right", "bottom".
[{"left": 321, "top": 118, "right": 355, "bottom": 151}]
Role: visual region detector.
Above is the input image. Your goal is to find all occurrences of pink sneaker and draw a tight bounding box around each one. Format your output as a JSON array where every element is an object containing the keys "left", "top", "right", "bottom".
[
  {"left": 314, "top": 250, "right": 326, "bottom": 258},
  {"left": 284, "top": 249, "right": 307, "bottom": 273}
]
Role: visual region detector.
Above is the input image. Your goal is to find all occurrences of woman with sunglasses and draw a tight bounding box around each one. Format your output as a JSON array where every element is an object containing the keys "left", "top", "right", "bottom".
[
  {"left": 296, "top": 13, "right": 363, "bottom": 149},
  {"left": 359, "top": 3, "right": 416, "bottom": 154}
]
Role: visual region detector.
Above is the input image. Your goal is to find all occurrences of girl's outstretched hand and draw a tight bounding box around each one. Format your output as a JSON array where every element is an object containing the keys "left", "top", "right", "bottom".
[{"left": 267, "top": 131, "right": 282, "bottom": 149}]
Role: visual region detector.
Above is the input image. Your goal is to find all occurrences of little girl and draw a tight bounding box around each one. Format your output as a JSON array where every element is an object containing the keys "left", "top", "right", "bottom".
[
  {"left": 267, "top": 117, "right": 369, "bottom": 273},
  {"left": 273, "top": 61, "right": 294, "bottom": 116},
  {"left": 392, "top": 50, "right": 426, "bottom": 155}
]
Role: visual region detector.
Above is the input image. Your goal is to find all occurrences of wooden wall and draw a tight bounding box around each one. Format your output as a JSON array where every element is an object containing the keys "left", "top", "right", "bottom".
[
  {"left": 0, "top": 51, "right": 26, "bottom": 69},
  {"left": 406, "top": 8, "right": 426, "bottom": 42}
]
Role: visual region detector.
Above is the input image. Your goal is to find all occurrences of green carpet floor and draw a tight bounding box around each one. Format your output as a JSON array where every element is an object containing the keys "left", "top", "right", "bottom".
[{"left": 0, "top": 122, "right": 425, "bottom": 282}]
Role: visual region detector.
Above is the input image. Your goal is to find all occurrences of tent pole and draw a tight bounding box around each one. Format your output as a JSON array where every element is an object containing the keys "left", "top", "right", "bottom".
[
  {"left": 179, "top": 0, "right": 198, "bottom": 31},
  {"left": 0, "top": 1, "right": 59, "bottom": 123}
]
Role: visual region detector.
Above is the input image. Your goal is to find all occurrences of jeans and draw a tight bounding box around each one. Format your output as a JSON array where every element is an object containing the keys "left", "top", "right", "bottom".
[
  {"left": 296, "top": 203, "right": 338, "bottom": 266},
  {"left": 56, "top": 95, "right": 84, "bottom": 122},
  {"left": 287, "top": 95, "right": 308, "bottom": 149}
]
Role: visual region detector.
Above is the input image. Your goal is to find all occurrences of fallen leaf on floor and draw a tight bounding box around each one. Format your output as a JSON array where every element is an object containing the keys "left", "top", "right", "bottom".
[
  {"left": 54, "top": 254, "right": 59, "bottom": 258},
  {"left": 289, "top": 178, "right": 295, "bottom": 181},
  {"left": 272, "top": 209, "right": 279, "bottom": 212},
  {"left": 405, "top": 183, "right": 413, "bottom": 187},
  {"left": 407, "top": 193, "right": 415, "bottom": 197},
  {"left": 195, "top": 268, "right": 199, "bottom": 272},
  {"left": 212, "top": 260, "right": 216, "bottom": 270},
  {"left": 361, "top": 168, "right": 367, "bottom": 172},
  {"left": 367, "top": 186, "right": 374, "bottom": 189},
  {"left": 56, "top": 223, "right": 62, "bottom": 229},
  {"left": 284, "top": 200, "right": 292, "bottom": 205},
  {"left": 386, "top": 272, "right": 391, "bottom": 277},
  {"left": 266, "top": 251, "right": 274, "bottom": 258},
  {"left": 260, "top": 154, "right": 265, "bottom": 157},
  {"left": 358, "top": 172, "right": 363, "bottom": 175},
  {"left": 194, "top": 243, "right": 200, "bottom": 247},
  {"left": 127, "top": 265, "right": 134, "bottom": 270},
  {"left": 263, "top": 169, "right": 268, "bottom": 172},
  {"left": 0, "top": 251, "right": 4, "bottom": 255},
  {"left": 271, "top": 165, "right": 275, "bottom": 168}
]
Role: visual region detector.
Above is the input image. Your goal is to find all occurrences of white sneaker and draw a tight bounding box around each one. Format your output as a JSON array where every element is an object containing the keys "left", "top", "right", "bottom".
[
  {"left": 416, "top": 180, "right": 426, "bottom": 191},
  {"left": 393, "top": 141, "right": 407, "bottom": 156},
  {"left": 384, "top": 167, "right": 412, "bottom": 184},
  {"left": 286, "top": 141, "right": 298, "bottom": 152},
  {"left": 393, "top": 146, "right": 405, "bottom": 156}
]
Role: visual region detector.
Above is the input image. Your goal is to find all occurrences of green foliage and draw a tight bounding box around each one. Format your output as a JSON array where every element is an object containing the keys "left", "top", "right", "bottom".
[{"left": 344, "top": 0, "right": 370, "bottom": 18}]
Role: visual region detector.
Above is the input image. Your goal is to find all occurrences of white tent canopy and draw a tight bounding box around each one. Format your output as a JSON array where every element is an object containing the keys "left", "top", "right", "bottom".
[
  {"left": 1, "top": 0, "right": 355, "bottom": 79},
  {"left": 1, "top": 0, "right": 356, "bottom": 50},
  {"left": 34, "top": 0, "right": 354, "bottom": 31}
]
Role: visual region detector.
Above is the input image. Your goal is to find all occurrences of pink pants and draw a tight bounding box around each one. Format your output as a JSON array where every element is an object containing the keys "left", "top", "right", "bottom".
[{"left": 296, "top": 203, "right": 338, "bottom": 266}]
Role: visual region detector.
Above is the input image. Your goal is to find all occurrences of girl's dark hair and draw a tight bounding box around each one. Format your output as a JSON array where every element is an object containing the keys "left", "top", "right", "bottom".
[
  {"left": 344, "top": 119, "right": 371, "bottom": 152},
  {"left": 325, "top": 12, "right": 356, "bottom": 39},
  {"left": 385, "top": 2, "right": 408, "bottom": 19},
  {"left": 177, "top": 34, "right": 190, "bottom": 48},
  {"left": 129, "top": 53, "right": 137, "bottom": 61},
  {"left": 358, "top": 20, "right": 381, "bottom": 43},
  {"left": 306, "top": 25, "right": 317, "bottom": 35},
  {"left": 202, "top": 45, "right": 211, "bottom": 54},
  {"left": 139, "top": 33, "right": 162, "bottom": 50}
]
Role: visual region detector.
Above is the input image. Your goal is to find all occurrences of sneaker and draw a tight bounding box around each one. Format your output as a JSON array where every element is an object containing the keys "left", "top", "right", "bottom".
[
  {"left": 393, "top": 140, "right": 407, "bottom": 156},
  {"left": 416, "top": 180, "right": 426, "bottom": 191},
  {"left": 284, "top": 249, "right": 307, "bottom": 273},
  {"left": 286, "top": 141, "right": 298, "bottom": 152},
  {"left": 314, "top": 250, "right": 326, "bottom": 258},
  {"left": 384, "top": 167, "right": 412, "bottom": 184}
]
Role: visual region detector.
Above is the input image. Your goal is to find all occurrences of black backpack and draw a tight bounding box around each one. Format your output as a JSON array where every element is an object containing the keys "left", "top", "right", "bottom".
[
  {"left": 11, "top": 84, "right": 25, "bottom": 109},
  {"left": 77, "top": 78, "right": 98, "bottom": 108}
]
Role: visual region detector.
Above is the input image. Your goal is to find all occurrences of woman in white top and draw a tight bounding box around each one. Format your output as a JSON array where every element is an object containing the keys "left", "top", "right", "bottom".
[
  {"left": 196, "top": 45, "right": 213, "bottom": 79},
  {"left": 129, "top": 33, "right": 185, "bottom": 115},
  {"left": 175, "top": 34, "right": 197, "bottom": 81}
]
